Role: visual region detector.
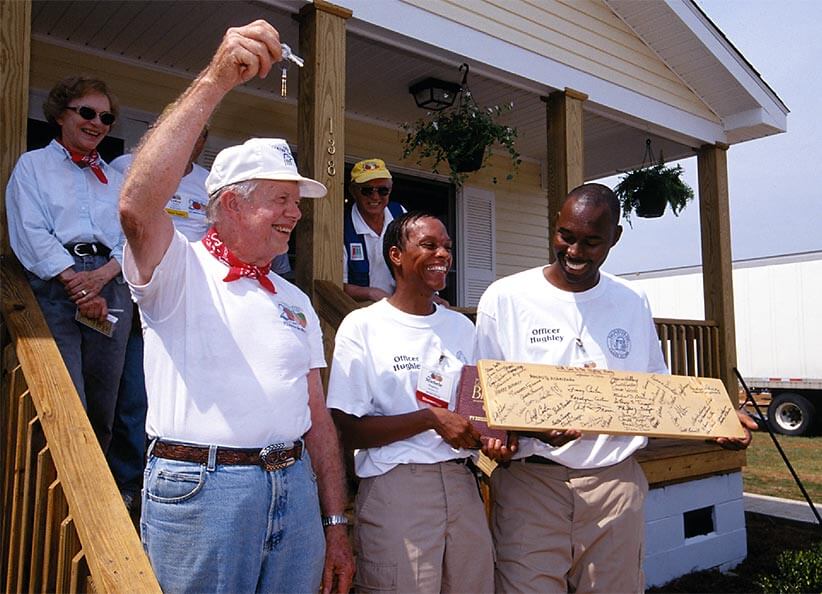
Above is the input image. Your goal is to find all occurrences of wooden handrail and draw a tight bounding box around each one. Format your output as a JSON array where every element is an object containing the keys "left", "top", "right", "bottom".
[
  {"left": 1, "top": 258, "right": 160, "bottom": 593},
  {"left": 314, "top": 280, "right": 364, "bottom": 329}
]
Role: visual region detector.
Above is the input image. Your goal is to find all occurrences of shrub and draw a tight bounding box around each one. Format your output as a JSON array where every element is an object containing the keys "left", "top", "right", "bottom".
[{"left": 756, "top": 541, "right": 822, "bottom": 593}]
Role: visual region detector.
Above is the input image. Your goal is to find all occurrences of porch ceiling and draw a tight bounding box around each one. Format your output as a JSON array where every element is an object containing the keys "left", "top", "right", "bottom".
[{"left": 31, "top": 0, "right": 697, "bottom": 180}]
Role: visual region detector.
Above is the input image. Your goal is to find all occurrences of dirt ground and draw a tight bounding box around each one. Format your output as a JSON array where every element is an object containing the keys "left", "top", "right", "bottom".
[{"left": 648, "top": 512, "right": 822, "bottom": 593}]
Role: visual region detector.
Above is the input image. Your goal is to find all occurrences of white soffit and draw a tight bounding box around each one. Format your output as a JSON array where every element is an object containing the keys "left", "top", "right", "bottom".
[
  {"left": 341, "top": 0, "right": 728, "bottom": 145},
  {"left": 606, "top": 0, "right": 788, "bottom": 143}
]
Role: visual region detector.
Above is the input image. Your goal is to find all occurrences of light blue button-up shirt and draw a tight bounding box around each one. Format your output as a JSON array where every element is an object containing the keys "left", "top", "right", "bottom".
[{"left": 6, "top": 139, "right": 125, "bottom": 280}]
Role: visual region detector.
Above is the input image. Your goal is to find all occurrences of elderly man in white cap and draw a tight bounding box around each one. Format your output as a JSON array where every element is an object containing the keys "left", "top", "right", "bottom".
[{"left": 119, "top": 20, "right": 354, "bottom": 594}]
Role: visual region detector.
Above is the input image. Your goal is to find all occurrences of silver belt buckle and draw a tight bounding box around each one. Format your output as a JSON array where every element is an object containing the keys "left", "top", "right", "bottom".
[
  {"left": 72, "top": 243, "right": 97, "bottom": 256},
  {"left": 259, "top": 442, "right": 295, "bottom": 471}
]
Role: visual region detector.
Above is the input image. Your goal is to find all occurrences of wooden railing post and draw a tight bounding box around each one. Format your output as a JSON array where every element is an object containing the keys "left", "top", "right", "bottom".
[
  {"left": 295, "top": 0, "right": 352, "bottom": 298},
  {"left": 698, "top": 143, "right": 737, "bottom": 399},
  {"left": 0, "top": 0, "right": 31, "bottom": 257},
  {"left": 544, "top": 88, "right": 587, "bottom": 262},
  {"left": 295, "top": 1, "right": 352, "bottom": 384}
]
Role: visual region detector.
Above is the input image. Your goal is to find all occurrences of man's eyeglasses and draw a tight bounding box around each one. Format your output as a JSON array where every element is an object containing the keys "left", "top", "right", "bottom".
[
  {"left": 359, "top": 186, "right": 391, "bottom": 197},
  {"left": 66, "top": 106, "right": 116, "bottom": 126}
]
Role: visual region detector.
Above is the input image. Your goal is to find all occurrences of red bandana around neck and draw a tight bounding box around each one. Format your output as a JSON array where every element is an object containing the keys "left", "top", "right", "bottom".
[
  {"left": 202, "top": 227, "right": 277, "bottom": 294},
  {"left": 60, "top": 140, "right": 108, "bottom": 184}
]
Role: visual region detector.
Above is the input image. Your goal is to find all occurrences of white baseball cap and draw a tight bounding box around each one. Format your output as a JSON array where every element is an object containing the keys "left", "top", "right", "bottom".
[{"left": 205, "top": 138, "right": 327, "bottom": 198}]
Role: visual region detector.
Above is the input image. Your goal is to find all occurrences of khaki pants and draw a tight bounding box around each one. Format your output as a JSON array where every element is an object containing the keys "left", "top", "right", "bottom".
[
  {"left": 491, "top": 457, "right": 647, "bottom": 594},
  {"left": 353, "top": 461, "right": 494, "bottom": 594}
]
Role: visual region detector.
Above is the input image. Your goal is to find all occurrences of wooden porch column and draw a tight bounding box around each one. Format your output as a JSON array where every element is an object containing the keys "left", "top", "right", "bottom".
[
  {"left": 697, "top": 143, "right": 737, "bottom": 398},
  {"left": 295, "top": 0, "right": 352, "bottom": 297},
  {"left": 544, "top": 88, "right": 586, "bottom": 261},
  {"left": 1, "top": 0, "right": 31, "bottom": 257}
]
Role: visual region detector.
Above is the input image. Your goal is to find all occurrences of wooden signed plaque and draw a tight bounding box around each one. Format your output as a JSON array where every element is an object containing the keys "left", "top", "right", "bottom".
[{"left": 477, "top": 359, "right": 746, "bottom": 440}]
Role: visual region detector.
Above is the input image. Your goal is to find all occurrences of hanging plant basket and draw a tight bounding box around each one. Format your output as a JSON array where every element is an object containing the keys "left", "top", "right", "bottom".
[
  {"left": 628, "top": 172, "right": 668, "bottom": 218},
  {"left": 615, "top": 139, "right": 694, "bottom": 225},
  {"left": 401, "top": 63, "right": 520, "bottom": 186},
  {"left": 450, "top": 146, "right": 486, "bottom": 173}
]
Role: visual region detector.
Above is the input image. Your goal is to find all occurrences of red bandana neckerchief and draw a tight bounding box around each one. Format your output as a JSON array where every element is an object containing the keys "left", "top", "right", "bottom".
[
  {"left": 59, "top": 141, "right": 108, "bottom": 184},
  {"left": 202, "top": 227, "right": 277, "bottom": 294}
]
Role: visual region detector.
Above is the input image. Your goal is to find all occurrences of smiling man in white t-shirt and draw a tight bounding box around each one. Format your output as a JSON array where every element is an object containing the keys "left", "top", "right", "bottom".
[{"left": 476, "top": 183, "right": 756, "bottom": 594}]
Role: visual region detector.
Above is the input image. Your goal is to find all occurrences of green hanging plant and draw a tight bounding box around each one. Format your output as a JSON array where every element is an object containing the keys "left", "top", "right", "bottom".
[
  {"left": 401, "top": 64, "right": 520, "bottom": 186},
  {"left": 614, "top": 139, "right": 694, "bottom": 225}
]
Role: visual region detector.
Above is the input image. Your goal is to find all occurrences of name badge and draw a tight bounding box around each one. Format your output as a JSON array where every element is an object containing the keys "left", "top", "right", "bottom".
[
  {"left": 165, "top": 194, "right": 188, "bottom": 218},
  {"left": 415, "top": 364, "right": 456, "bottom": 409},
  {"left": 350, "top": 243, "right": 365, "bottom": 261}
]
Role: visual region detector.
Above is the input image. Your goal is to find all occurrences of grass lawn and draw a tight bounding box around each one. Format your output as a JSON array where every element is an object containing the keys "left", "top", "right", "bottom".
[{"left": 743, "top": 432, "right": 822, "bottom": 502}]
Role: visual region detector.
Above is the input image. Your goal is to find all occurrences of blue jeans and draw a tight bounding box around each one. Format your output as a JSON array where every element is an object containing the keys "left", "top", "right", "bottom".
[
  {"left": 141, "top": 445, "right": 325, "bottom": 593},
  {"left": 107, "top": 321, "right": 148, "bottom": 494},
  {"left": 27, "top": 255, "right": 132, "bottom": 452}
]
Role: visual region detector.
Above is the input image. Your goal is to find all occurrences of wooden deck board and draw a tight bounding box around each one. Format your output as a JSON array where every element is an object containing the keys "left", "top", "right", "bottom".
[{"left": 638, "top": 438, "right": 745, "bottom": 487}]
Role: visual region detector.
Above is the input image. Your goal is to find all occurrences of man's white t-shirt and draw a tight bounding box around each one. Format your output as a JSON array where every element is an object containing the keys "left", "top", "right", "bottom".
[
  {"left": 327, "top": 299, "right": 475, "bottom": 478},
  {"left": 124, "top": 230, "right": 325, "bottom": 447},
  {"left": 475, "top": 267, "right": 668, "bottom": 469},
  {"left": 112, "top": 154, "right": 209, "bottom": 241}
]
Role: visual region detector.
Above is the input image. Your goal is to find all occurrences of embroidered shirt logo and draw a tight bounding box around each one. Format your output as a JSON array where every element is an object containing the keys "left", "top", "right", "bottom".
[
  {"left": 607, "top": 328, "right": 631, "bottom": 359},
  {"left": 276, "top": 144, "right": 296, "bottom": 167},
  {"left": 278, "top": 303, "right": 307, "bottom": 330},
  {"left": 350, "top": 243, "right": 365, "bottom": 261}
]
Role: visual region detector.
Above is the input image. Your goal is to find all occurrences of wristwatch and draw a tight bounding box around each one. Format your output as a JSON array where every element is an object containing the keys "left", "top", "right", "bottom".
[{"left": 321, "top": 514, "right": 349, "bottom": 527}]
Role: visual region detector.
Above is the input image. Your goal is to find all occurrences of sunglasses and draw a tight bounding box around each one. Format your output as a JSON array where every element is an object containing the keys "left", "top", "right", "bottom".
[
  {"left": 66, "top": 105, "right": 116, "bottom": 126},
  {"left": 359, "top": 186, "right": 391, "bottom": 197}
]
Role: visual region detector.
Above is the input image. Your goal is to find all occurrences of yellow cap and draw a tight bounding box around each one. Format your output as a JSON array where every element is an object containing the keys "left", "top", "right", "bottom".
[{"left": 350, "top": 158, "right": 392, "bottom": 184}]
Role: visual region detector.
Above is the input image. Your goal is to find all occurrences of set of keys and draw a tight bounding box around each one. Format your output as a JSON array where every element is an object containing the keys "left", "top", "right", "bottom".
[{"left": 280, "top": 43, "right": 304, "bottom": 97}]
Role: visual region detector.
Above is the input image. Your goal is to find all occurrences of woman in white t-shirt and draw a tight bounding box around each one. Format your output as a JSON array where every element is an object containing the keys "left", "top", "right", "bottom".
[{"left": 327, "top": 212, "right": 494, "bottom": 594}]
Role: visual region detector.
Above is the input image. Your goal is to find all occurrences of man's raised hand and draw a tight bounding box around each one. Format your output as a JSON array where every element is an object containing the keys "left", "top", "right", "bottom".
[{"left": 204, "top": 20, "right": 284, "bottom": 92}]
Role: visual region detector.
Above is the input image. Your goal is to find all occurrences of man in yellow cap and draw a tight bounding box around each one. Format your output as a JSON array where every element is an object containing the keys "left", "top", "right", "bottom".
[{"left": 343, "top": 158, "right": 405, "bottom": 301}]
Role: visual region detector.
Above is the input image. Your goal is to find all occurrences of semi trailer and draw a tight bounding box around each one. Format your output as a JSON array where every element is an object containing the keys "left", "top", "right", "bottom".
[{"left": 622, "top": 251, "right": 822, "bottom": 436}]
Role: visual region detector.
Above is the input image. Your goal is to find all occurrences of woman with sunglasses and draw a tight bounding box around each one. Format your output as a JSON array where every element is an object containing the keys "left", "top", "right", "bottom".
[{"left": 6, "top": 75, "right": 132, "bottom": 454}]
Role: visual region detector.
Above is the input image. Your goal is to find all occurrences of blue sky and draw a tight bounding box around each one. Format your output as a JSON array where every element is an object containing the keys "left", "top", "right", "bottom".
[{"left": 602, "top": 0, "right": 822, "bottom": 275}]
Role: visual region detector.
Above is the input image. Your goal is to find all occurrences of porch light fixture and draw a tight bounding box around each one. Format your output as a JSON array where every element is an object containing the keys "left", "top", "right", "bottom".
[{"left": 409, "top": 77, "right": 462, "bottom": 111}]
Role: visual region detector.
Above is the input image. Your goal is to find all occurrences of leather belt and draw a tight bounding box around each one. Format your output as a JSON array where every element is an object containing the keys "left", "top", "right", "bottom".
[
  {"left": 65, "top": 242, "right": 111, "bottom": 258},
  {"left": 448, "top": 457, "right": 472, "bottom": 465},
  {"left": 523, "top": 455, "right": 559, "bottom": 466},
  {"left": 153, "top": 440, "right": 303, "bottom": 471}
]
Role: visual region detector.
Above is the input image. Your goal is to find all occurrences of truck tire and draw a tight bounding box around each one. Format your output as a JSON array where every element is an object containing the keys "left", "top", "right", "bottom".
[{"left": 767, "top": 392, "right": 815, "bottom": 436}]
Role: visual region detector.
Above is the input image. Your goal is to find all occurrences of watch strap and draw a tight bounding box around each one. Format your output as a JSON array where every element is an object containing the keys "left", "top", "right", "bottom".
[{"left": 321, "top": 514, "right": 349, "bottom": 527}]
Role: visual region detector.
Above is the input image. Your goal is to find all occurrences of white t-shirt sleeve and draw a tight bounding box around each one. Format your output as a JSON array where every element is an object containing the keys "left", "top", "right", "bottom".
[
  {"left": 644, "top": 298, "right": 669, "bottom": 375},
  {"left": 474, "top": 286, "right": 506, "bottom": 360},
  {"left": 474, "top": 311, "right": 506, "bottom": 361},
  {"left": 327, "top": 314, "right": 372, "bottom": 417},
  {"left": 123, "top": 230, "right": 188, "bottom": 322}
]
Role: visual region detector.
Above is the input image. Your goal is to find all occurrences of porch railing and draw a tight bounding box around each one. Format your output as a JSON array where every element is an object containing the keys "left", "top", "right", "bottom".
[
  {"left": 312, "top": 292, "right": 738, "bottom": 487},
  {"left": 1, "top": 258, "right": 160, "bottom": 593},
  {"left": 654, "top": 318, "right": 720, "bottom": 379}
]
